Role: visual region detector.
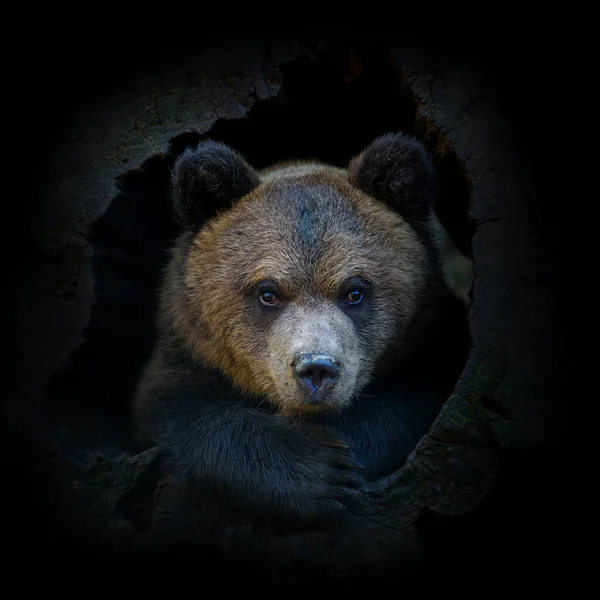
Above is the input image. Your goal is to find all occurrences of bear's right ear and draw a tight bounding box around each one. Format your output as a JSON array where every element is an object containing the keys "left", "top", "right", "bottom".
[{"left": 171, "top": 140, "right": 259, "bottom": 226}]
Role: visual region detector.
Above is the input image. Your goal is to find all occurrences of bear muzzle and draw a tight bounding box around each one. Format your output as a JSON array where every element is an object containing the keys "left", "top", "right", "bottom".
[{"left": 291, "top": 353, "right": 341, "bottom": 404}]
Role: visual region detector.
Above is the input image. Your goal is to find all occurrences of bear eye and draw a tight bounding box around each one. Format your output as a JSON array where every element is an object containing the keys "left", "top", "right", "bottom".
[
  {"left": 345, "top": 289, "right": 364, "bottom": 305},
  {"left": 259, "top": 290, "right": 280, "bottom": 306}
]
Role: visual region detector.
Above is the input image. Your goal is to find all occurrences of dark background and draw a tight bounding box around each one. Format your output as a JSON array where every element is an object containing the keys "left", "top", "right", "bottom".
[{"left": 5, "top": 26, "right": 564, "bottom": 587}]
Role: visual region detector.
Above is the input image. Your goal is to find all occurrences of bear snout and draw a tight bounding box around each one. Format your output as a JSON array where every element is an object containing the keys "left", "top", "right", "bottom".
[{"left": 291, "top": 354, "right": 341, "bottom": 403}]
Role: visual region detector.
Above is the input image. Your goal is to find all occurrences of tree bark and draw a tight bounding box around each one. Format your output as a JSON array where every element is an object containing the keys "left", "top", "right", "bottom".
[{"left": 4, "top": 31, "right": 560, "bottom": 585}]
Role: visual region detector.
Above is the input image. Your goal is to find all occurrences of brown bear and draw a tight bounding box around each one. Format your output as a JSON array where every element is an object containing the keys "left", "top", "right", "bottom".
[{"left": 131, "top": 132, "right": 472, "bottom": 528}]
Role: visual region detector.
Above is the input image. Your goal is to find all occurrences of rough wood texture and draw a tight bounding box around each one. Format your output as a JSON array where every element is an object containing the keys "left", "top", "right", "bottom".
[{"left": 4, "top": 32, "right": 560, "bottom": 585}]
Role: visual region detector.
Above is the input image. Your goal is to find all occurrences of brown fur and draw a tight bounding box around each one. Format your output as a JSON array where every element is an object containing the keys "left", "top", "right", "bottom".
[
  {"left": 140, "top": 162, "right": 445, "bottom": 419},
  {"left": 130, "top": 135, "right": 473, "bottom": 523}
]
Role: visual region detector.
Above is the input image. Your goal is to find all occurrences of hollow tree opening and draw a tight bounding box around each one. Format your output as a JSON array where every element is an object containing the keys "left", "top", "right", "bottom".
[
  {"left": 5, "top": 32, "right": 560, "bottom": 585},
  {"left": 37, "top": 41, "right": 480, "bottom": 573},
  {"left": 44, "top": 43, "right": 474, "bottom": 451}
]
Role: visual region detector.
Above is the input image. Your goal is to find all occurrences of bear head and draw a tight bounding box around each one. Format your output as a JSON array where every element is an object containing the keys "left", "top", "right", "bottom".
[{"left": 164, "top": 133, "right": 448, "bottom": 415}]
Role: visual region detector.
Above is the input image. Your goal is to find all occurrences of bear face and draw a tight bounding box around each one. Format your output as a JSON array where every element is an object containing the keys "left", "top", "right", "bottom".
[
  {"left": 132, "top": 132, "right": 471, "bottom": 526},
  {"left": 168, "top": 161, "right": 432, "bottom": 416}
]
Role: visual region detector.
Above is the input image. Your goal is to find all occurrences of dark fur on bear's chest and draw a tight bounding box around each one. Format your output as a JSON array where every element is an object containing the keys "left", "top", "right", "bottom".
[
  {"left": 308, "top": 383, "right": 444, "bottom": 481},
  {"left": 305, "top": 293, "right": 470, "bottom": 481}
]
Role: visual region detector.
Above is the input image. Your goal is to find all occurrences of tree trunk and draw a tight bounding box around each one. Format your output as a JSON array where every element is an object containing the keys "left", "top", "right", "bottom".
[{"left": 4, "top": 31, "right": 561, "bottom": 586}]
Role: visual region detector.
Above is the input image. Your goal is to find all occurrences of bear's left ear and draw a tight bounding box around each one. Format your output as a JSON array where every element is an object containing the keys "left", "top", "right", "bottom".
[
  {"left": 348, "top": 132, "right": 437, "bottom": 223},
  {"left": 171, "top": 140, "right": 259, "bottom": 227}
]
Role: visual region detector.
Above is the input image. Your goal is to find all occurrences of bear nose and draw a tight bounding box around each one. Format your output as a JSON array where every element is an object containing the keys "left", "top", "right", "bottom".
[{"left": 293, "top": 354, "right": 340, "bottom": 395}]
